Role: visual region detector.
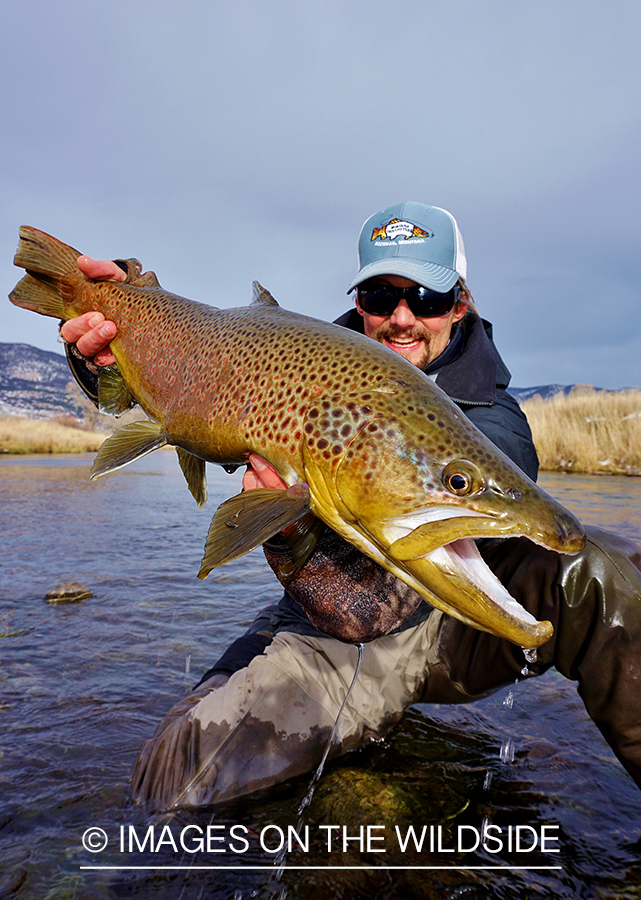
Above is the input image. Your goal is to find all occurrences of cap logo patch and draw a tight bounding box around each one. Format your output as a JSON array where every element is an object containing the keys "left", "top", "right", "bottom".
[{"left": 371, "top": 219, "right": 433, "bottom": 242}]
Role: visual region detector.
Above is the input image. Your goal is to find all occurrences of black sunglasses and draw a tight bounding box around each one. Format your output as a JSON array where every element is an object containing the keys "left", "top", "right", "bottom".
[{"left": 357, "top": 282, "right": 459, "bottom": 318}]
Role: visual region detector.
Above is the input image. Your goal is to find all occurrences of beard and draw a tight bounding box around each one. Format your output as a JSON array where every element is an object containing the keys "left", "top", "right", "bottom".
[{"left": 366, "top": 323, "right": 436, "bottom": 370}]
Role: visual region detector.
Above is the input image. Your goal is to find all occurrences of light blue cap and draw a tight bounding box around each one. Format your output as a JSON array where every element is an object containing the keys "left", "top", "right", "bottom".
[{"left": 347, "top": 201, "right": 467, "bottom": 293}]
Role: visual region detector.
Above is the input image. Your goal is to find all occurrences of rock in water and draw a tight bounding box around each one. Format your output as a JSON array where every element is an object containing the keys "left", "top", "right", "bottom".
[{"left": 44, "top": 582, "right": 93, "bottom": 604}]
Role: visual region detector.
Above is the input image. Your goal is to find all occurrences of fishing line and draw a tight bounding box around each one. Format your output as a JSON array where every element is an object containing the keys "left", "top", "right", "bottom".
[{"left": 270, "top": 641, "right": 365, "bottom": 898}]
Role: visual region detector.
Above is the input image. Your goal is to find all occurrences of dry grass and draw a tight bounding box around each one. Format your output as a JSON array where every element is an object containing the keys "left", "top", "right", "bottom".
[
  {"left": 522, "top": 387, "right": 641, "bottom": 475},
  {"left": 0, "top": 415, "right": 108, "bottom": 454}
]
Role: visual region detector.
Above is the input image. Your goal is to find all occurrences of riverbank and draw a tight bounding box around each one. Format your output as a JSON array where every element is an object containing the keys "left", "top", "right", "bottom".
[
  {"left": 0, "top": 415, "right": 108, "bottom": 454},
  {"left": 521, "top": 386, "right": 641, "bottom": 475}
]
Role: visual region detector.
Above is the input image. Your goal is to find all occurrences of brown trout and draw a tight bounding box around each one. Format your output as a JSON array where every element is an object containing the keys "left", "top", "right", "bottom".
[{"left": 9, "top": 226, "right": 586, "bottom": 648}]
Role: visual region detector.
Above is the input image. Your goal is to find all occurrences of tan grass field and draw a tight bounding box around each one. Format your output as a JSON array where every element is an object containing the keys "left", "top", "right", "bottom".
[
  {"left": 0, "top": 415, "right": 108, "bottom": 454},
  {"left": 2, "top": 386, "right": 640, "bottom": 474},
  {"left": 522, "top": 386, "right": 641, "bottom": 475}
]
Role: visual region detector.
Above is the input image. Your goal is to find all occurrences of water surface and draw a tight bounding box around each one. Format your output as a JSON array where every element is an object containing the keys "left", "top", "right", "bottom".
[{"left": 1, "top": 455, "right": 640, "bottom": 899}]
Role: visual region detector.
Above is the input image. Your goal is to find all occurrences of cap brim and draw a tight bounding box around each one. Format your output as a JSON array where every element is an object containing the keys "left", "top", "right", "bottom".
[{"left": 347, "top": 258, "right": 459, "bottom": 293}]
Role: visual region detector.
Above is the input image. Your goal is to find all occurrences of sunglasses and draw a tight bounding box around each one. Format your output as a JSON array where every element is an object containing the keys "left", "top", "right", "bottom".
[{"left": 357, "top": 283, "right": 459, "bottom": 318}]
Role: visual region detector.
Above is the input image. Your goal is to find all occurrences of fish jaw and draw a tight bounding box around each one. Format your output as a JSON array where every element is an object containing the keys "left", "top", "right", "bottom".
[{"left": 412, "top": 538, "right": 554, "bottom": 645}]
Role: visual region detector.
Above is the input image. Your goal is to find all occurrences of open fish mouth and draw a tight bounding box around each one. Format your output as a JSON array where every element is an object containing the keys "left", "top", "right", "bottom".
[
  {"left": 351, "top": 503, "right": 586, "bottom": 649},
  {"left": 422, "top": 537, "right": 550, "bottom": 644}
]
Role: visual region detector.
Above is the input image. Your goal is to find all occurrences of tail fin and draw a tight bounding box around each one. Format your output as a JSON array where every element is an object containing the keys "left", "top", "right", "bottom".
[{"left": 9, "top": 226, "right": 82, "bottom": 319}]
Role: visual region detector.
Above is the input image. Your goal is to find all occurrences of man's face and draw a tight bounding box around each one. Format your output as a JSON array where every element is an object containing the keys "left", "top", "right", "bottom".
[{"left": 355, "top": 275, "right": 467, "bottom": 370}]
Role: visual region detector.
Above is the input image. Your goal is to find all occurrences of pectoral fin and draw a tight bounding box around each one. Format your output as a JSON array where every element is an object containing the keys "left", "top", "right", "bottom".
[
  {"left": 198, "top": 484, "right": 310, "bottom": 578},
  {"left": 98, "top": 364, "right": 137, "bottom": 416},
  {"left": 176, "top": 448, "right": 207, "bottom": 508},
  {"left": 90, "top": 420, "right": 167, "bottom": 479}
]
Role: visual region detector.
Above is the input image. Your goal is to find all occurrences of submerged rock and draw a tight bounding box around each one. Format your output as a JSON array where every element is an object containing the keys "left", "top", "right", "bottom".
[{"left": 44, "top": 582, "right": 93, "bottom": 604}]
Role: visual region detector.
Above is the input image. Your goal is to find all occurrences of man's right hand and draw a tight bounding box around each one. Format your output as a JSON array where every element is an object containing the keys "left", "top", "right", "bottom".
[
  {"left": 60, "top": 256, "right": 124, "bottom": 365},
  {"left": 242, "top": 454, "right": 288, "bottom": 491}
]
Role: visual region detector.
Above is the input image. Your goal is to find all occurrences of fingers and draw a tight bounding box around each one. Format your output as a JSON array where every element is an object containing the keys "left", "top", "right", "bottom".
[
  {"left": 60, "top": 312, "right": 117, "bottom": 365},
  {"left": 94, "top": 347, "right": 117, "bottom": 366},
  {"left": 60, "top": 256, "right": 123, "bottom": 367},
  {"left": 77, "top": 255, "right": 127, "bottom": 282},
  {"left": 242, "top": 453, "right": 288, "bottom": 491},
  {"left": 242, "top": 468, "right": 262, "bottom": 491}
]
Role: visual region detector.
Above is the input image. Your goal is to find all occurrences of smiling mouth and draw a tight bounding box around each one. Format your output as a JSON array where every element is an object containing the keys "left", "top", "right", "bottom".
[
  {"left": 384, "top": 337, "right": 423, "bottom": 349},
  {"left": 384, "top": 338, "right": 423, "bottom": 351}
]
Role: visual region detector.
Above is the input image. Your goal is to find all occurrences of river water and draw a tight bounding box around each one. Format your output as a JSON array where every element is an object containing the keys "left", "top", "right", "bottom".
[{"left": 1, "top": 453, "right": 640, "bottom": 900}]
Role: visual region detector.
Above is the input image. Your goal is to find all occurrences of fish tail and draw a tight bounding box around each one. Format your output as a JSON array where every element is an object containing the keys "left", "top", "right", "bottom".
[{"left": 9, "top": 226, "right": 83, "bottom": 319}]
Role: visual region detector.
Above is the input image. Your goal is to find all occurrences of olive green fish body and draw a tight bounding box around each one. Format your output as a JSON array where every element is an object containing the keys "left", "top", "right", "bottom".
[{"left": 10, "top": 226, "right": 586, "bottom": 648}]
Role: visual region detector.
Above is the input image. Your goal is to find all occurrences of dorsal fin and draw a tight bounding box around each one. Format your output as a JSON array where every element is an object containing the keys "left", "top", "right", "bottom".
[
  {"left": 251, "top": 281, "right": 279, "bottom": 307},
  {"left": 131, "top": 270, "right": 162, "bottom": 288}
]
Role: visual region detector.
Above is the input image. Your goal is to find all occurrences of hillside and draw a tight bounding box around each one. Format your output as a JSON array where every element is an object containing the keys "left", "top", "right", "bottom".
[{"left": 0, "top": 342, "right": 86, "bottom": 420}]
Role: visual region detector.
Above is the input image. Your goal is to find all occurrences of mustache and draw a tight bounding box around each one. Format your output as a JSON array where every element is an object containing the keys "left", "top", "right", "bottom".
[{"left": 377, "top": 327, "right": 426, "bottom": 342}]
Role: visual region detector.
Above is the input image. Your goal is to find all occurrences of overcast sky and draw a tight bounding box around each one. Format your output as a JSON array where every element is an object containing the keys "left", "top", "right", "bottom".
[{"left": 2, "top": 0, "right": 640, "bottom": 389}]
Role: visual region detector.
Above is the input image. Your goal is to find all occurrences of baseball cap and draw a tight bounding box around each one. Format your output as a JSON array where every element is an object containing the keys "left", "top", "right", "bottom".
[{"left": 347, "top": 201, "right": 467, "bottom": 293}]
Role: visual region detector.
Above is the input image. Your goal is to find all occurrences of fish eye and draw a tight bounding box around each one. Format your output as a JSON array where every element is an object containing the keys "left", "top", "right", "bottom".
[
  {"left": 442, "top": 460, "right": 485, "bottom": 496},
  {"left": 447, "top": 473, "right": 470, "bottom": 493}
]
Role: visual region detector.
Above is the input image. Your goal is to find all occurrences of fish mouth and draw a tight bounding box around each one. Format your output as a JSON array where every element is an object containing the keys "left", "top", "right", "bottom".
[
  {"left": 370, "top": 506, "right": 586, "bottom": 648},
  {"left": 416, "top": 537, "right": 553, "bottom": 646}
]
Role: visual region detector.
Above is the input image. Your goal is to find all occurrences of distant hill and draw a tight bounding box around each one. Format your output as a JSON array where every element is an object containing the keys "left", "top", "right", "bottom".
[
  {"left": 508, "top": 384, "right": 577, "bottom": 404},
  {"left": 508, "top": 384, "right": 620, "bottom": 404},
  {"left": 0, "top": 342, "right": 86, "bottom": 419},
  {"left": 0, "top": 342, "right": 611, "bottom": 421}
]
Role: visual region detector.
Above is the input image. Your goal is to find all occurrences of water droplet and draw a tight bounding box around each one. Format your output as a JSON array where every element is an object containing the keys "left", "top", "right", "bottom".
[
  {"left": 483, "top": 771, "right": 493, "bottom": 790},
  {"left": 500, "top": 739, "right": 515, "bottom": 764},
  {"left": 481, "top": 815, "right": 492, "bottom": 839},
  {"left": 185, "top": 654, "right": 191, "bottom": 675},
  {"left": 502, "top": 689, "right": 514, "bottom": 710},
  {"left": 523, "top": 647, "right": 538, "bottom": 664}
]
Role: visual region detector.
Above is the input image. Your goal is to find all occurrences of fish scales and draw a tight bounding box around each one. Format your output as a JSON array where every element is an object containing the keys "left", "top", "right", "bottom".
[{"left": 9, "top": 226, "right": 587, "bottom": 648}]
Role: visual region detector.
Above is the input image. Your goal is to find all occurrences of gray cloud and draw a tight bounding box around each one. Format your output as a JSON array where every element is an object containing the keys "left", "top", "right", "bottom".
[{"left": 2, "top": 0, "right": 640, "bottom": 389}]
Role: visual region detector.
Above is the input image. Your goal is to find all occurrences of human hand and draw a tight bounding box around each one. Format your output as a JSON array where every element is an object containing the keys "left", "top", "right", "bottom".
[
  {"left": 242, "top": 453, "right": 288, "bottom": 491},
  {"left": 60, "top": 256, "right": 124, "bottom": 365}
]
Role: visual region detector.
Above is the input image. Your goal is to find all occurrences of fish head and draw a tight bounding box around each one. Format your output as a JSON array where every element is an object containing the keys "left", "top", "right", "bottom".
[{"left": 301, "top": 380, "right": 586, "bottom": 648}]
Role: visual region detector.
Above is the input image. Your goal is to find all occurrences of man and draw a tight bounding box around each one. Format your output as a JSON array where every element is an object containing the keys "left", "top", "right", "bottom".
[{"left": 61, "top": 202, "right": 641, "bottom": 807}]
